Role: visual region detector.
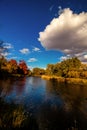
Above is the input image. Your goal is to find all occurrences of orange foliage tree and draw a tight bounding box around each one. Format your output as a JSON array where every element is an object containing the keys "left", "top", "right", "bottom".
[{"left": 7, "top": 59, "right": 18, "bottom": 73}]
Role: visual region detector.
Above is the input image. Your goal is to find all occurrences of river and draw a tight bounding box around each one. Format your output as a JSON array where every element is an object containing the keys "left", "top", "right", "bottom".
[{"left": 0, "top": 77, "right": 87, "bottom": 129}]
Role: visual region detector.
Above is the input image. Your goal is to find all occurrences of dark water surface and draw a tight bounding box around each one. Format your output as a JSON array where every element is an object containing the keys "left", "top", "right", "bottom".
[{"left": 0, "top": 77, "right": 87, "bottom": 129}]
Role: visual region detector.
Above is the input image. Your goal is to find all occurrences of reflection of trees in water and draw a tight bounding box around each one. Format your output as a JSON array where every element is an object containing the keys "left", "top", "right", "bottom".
[
  {"left": 46, "top": 79, "right": 65, "bottom": 95},
  {"left": 45, "top": 80, "right": 87, "bottom": 129},
  {"left": 15, "top": 77, "right": 26, "bottom": 95},
  {"left": 0, "top": 78, "right": 15, "bottom": 96},
  {"left": 0, "top": 77, "right": 26, "bottom": 96},
  {"left": 26, "top": 77, "right": 46, "bottom": 88},
  {"left": 0, "top": 77, "right": 87, "bottom": 129},
  {"left": 37, "top": 103, "right": 71, "bottom": 130}
]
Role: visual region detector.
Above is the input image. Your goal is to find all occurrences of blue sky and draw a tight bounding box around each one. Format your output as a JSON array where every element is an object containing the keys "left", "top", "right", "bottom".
[{"left": 0, "top": 0, "right": 87, "bottom": 69}]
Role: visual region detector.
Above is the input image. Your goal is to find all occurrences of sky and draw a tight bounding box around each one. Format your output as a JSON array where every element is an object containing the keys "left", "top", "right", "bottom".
[{"left": 0, "top": 0, "right": 87, "bottom": 69}]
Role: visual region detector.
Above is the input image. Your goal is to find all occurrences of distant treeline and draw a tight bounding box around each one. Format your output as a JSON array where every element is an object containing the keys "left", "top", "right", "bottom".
[
  {"left": 1, "top": 56, "right": 87, "bottom": 79},
  {"left": 32, "top": 57, "right": 87, "bottom": 79}
]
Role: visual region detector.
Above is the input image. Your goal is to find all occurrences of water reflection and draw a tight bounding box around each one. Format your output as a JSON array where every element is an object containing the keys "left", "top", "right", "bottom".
[
  {"left": 45, "top": 80, "right": 87, "bottom": 129},
  {"left": 0, "top": 78, "right": 15, "bottom": 96},
  {"left": 15, "top": 77, "right": 26, "bottom": 95},
  {"left": 0, "top": 77, "right": 87, "bottom": 129}
]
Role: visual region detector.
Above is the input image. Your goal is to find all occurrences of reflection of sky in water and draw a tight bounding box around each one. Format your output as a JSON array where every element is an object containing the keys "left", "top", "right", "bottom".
[
  {"left": 0, "top": 77, "right": 64, "bottom": 113},
  {"left": 1, "top": 77, "right": 87, "bottom": 129}
]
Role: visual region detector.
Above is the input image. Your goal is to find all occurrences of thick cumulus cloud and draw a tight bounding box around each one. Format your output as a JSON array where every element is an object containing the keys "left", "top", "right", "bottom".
[{"left": 38, "top": 8, "right": 87, "bottom": 62}]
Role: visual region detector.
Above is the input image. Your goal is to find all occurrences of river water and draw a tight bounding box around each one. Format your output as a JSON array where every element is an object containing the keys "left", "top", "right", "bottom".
[{"left": 0, "top": 77, "right": 87, "bottom": 129}]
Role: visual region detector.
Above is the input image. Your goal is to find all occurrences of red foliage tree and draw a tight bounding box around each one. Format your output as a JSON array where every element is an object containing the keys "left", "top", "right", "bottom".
[{"left": 18, "top": 60, "right": 28, "bottom": 75}]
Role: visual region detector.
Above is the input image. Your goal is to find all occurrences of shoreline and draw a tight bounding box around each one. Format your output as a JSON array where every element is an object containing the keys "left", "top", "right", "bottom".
[{"left": 41, "top": 75, "right": 87, "bottom": 85}]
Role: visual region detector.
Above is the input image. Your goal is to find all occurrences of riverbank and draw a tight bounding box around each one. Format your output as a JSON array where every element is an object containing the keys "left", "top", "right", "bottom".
[{"left": 41, "top": 75, "right": 87, "bottom": 85}]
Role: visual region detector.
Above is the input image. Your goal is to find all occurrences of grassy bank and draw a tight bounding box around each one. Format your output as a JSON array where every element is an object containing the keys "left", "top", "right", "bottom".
[{"left": 41, "top": 75, "right": 87, "bottom": 85}]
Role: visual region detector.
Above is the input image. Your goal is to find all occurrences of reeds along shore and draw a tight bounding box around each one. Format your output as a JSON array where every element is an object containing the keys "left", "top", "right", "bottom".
[{"left": 41, "top": 75, "right": 87, "bottom": 85}]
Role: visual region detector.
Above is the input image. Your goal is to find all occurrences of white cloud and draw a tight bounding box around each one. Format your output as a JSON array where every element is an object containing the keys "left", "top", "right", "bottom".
[
  {"left": 28, "top": 58, "right": 38, "bottom": 62},
  {"left": 60, "top": 55, "right": 70, "bottom": 61},
  {"left": 32, "top": 47, "right": 40, "bottom": 52},
  {"left": 28, "top": 65, "right": 33, "bottom": 70},
  {"left": 84, "top": 55, "right": 87, "bottom": 59},
  {"left": 0, "top": 43, "right": 12, "bottom": 58},
  {"left": 38, "top": 8, "right": 87, "bottom": 62},
  {"left": 60, "top": 56, "right": 67, "bottom": 61},
  {"left": 0, "top": 43, "right": 13, "bottom": 56},
  {"left": 1, "top": 52, "right": 11, "bottom": 57},
  {"left": 19, "top": 48, "right": 30, "bottom": 54},
  {"left": 4, "top": 43, "right": 13, "bottom": 49}
]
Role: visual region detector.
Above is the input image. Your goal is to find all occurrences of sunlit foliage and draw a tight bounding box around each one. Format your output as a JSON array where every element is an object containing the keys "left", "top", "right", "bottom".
[
  {"left": 45, "top": 57, "right": 87, "bottom": 79},
  {"left": 0, "top": 57, "right": 30, "bottom": 78},
  {"left": 32, "top": 67, "right": 45, "bottom": 76}
]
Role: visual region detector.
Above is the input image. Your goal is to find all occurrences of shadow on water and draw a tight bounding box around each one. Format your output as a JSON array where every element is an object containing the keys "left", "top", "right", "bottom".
[
  {"left": 44, "top": 79, "right": 87, "bottom": 130},
  {"left": 0, "top": 77, "right": 87, "bottom": 129}
]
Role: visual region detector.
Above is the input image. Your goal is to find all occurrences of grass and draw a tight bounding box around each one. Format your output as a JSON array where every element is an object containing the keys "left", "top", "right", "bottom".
[
  {"left": 41, "top": 75, "right": 87, "bottom": 85},
  {"left": 0, "top": 97, "right": 39, "bottom": 129},
  {"left": 0, "top": 104, "right": 26, "bottom": 128}
]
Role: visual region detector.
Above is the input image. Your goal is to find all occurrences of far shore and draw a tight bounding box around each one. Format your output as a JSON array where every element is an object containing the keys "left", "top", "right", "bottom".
[{"left": 41, "top": 75, "right": 87, "bottom": 85}]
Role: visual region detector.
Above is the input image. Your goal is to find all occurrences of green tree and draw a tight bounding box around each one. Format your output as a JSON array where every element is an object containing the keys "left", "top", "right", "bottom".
[
  {"left": 53, "top": 63, "right": 63, "bottom": 76},
  {"left": 0, "top": 57, "right": 8, "bottom": 78},
  {"left": 80, "top": 71, "right": 87, "bottom": 79},
  {"left": 60, "top": 57, "right": 81, "bottom": 77},
  {"left": 67, "top": 71, "right": 80, "bottom": 78},
  {"left": 46, "top": 64, "right": 55, "bottom": 75},
  {"left": 32, "top": 67, "right": 45, "bottom": 76}
]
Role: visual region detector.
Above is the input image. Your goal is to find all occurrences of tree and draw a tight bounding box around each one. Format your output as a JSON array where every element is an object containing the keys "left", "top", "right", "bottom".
[
  {"left": 0, "top": 56, "right": 7, "bottom": 70},
  {"left": 53, "top": 63, "right": 62, "bottom": 76},
  {"left": 80, "top": 71, "right": 87, "bottom": 79},
  {"left": 60, "top": 57, "right": 81, "bottom": 77},
  {"left": 32, "top": 67, "right": 45, "bottom": 76},
  {"left": 67, "top": 71, "right": 80, "bottom": 78},
  {"left": 0, "top": 56, "right": 8, "bottom": 78},
  {"left": 45, "top": 57, "right": 82, "bottom": 78},
  {"left": 18, "top": 60, "right": 28, "bottom": 75},
  {"left": 46, "top": 64, "right": 55, "bottom": 75},
  {"left": 6, "top": 59, "right": 18, "bottom": 74}
]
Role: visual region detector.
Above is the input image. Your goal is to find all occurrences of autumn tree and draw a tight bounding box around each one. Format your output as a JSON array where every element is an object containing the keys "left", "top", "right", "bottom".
[
  {"left": 53, "top": 63, "right": 63, "bottom": 76},
  {"left": 6, "top": 59, "right": 18, "bottom": 74},
  {"left": 32, "top": 67, "right": 45, "bottom": 76},
  {"left": 18, "top": 60, "right": 28, "bottom": 75},
  {"left": 0, "top": 56, "right": 7, "bottom": 70},
  {"left": 45, "top": 57, "right": 82, "bottom": 78},
  {"left": 67, "top": 71, "right": 80, "bottom": 78},
  {"left": 59, "top": 57, "right": 81, "bottom": 77},
  {"left": 46, "top": 64, "right": 55, "bottom": 75},
  {"left": 0, "top": 41, "right": 29, "bottom": 77}
]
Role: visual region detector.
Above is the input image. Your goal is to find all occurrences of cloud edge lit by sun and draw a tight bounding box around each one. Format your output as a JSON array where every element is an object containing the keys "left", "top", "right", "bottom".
[{"left": 38, "top": 8, "right": 87, "bottom": 62}]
